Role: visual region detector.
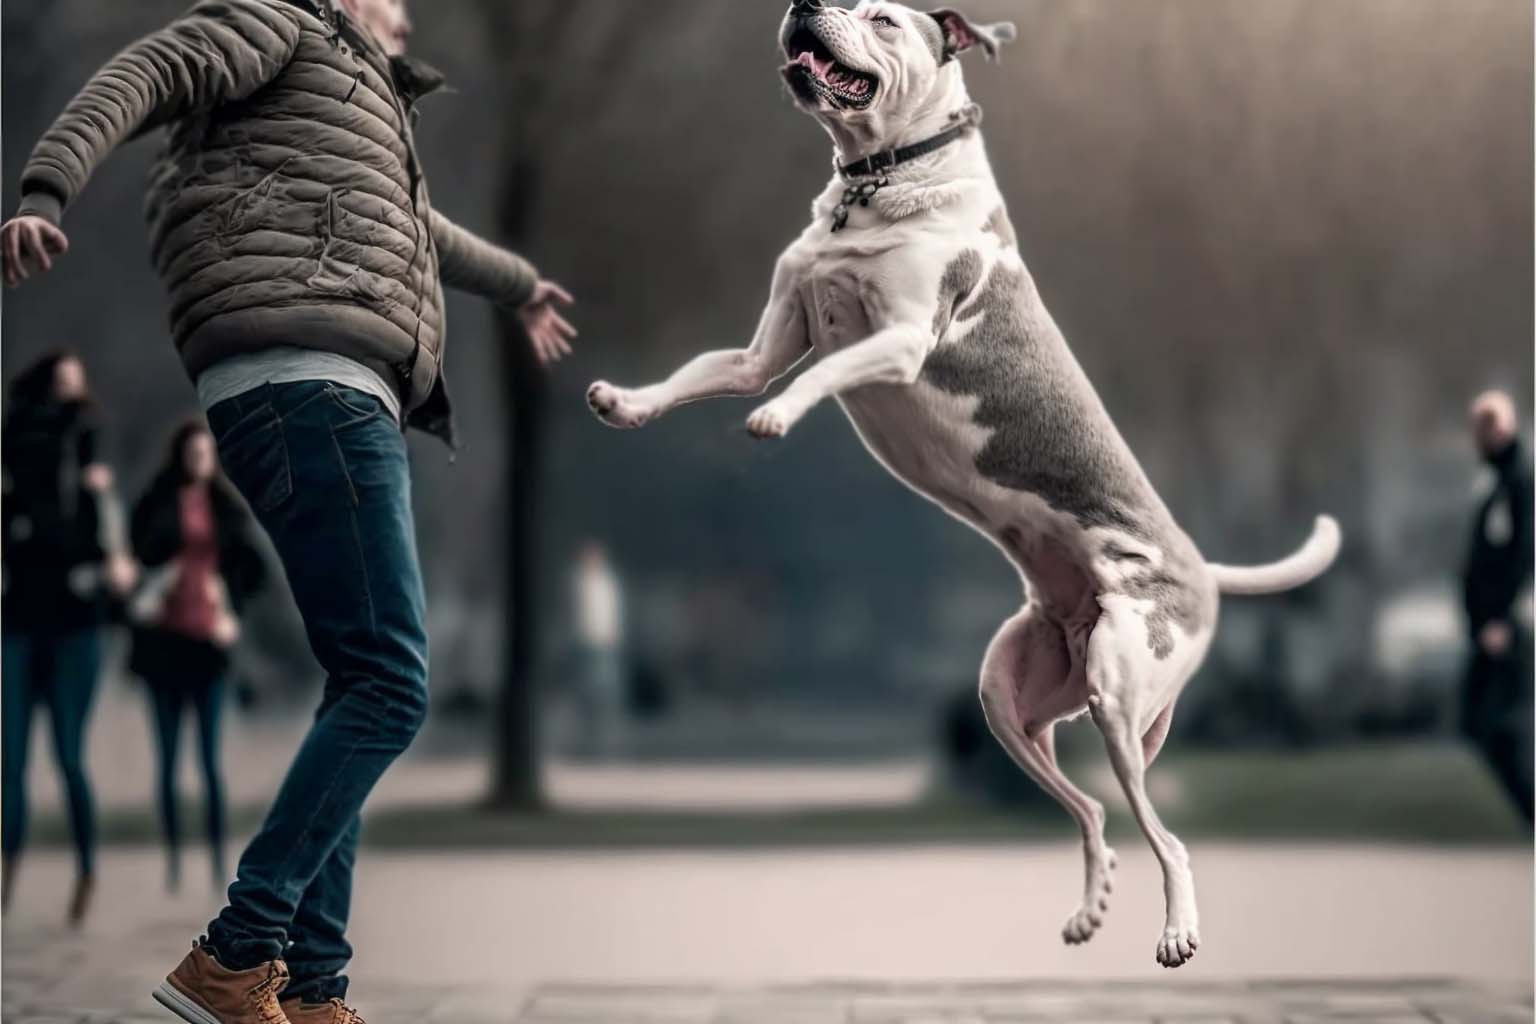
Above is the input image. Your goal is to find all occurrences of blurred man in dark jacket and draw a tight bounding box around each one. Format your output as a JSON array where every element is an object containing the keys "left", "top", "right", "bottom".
[{"left": 1461, "top": 390, "right": 1532, "bottom": 822}]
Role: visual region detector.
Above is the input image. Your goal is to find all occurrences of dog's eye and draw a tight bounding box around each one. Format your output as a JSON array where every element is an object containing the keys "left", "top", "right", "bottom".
[{"left": 871, "top": 14, "right": 898, "bottom": 28}]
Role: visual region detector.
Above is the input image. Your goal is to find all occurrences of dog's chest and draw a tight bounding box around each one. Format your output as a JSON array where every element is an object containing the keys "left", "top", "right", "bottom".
[{"left": 803, "top": 270, "right": 873, "bottom": 355}]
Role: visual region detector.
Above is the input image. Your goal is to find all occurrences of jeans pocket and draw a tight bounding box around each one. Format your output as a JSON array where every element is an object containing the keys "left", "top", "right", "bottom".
[
  {"left": 325, "top": 386, "right": 387, "bottom": 432},
  {"left": 214, "top": 403, "right": 293, "bottom": 515}
]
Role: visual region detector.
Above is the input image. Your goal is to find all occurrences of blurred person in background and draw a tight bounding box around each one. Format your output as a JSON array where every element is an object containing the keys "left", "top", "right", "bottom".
[
  {"left": 571, "top": 541, "right": 627, "bottom": 757},
  {"left": 128, "top": 422, "right": 268, "bottom": 896},
  {"left": 1461, "top": 389, "right": 1533, "bottom": 822},
  {"left": 0, "top": 0, "right": 576, "bottom": 1018},
  {"left": 1, "top": 351, "right": 137, "bottom": 926}
]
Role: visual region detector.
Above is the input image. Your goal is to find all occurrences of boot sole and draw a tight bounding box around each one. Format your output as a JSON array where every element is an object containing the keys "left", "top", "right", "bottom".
[{"left": 152, "top": 981, "right": 224, "bottom": 1024}]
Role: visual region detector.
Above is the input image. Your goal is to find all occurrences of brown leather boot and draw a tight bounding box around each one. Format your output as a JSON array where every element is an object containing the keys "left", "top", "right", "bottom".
[
  {"left": 153, "top": 942, "right": 292, "bottom": 1024},
  {"left": 280, "top": 996, "right": 365, "bottom": 1024}
]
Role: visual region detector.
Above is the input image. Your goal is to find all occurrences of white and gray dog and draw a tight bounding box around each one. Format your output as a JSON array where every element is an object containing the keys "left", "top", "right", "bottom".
[{"left": 588, "top": 0, "right": 1340, "bottom": 968}]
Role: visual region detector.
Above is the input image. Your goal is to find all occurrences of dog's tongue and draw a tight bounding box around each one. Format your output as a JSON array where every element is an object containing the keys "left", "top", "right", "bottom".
[{"left": 794, "top": 49, "right": 835, "bottom": 78}]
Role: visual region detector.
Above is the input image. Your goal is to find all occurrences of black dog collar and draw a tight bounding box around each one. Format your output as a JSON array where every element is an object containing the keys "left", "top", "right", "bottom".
[
  {"left": 830, "top": 105, "right": 982, "bottom": 232},
  {"left": 837, "top": 104, "right": 983, "bottom": 181}
]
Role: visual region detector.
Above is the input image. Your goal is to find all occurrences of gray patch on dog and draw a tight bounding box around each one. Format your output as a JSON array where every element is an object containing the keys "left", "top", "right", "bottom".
[
  {"left": 920, "top": 251, "right": 1214, "bottom": 654},
  {"left": 931, "top": 248, "right": 984, "bottom": 338},
  {"left": 922, "top": 256, "right": 1151, "bottom": 535},
  {"left": 1116, "top": 546, "right": 1211, "bottom": 660},
  {"left": 982, "top": 206, "right": 1017, "bottom": 248}
]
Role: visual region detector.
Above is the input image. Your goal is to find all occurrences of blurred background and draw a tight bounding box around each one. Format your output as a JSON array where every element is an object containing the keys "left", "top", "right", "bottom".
[{"left": 1, "top": 0, "right": 1531, "bottom": 1013}]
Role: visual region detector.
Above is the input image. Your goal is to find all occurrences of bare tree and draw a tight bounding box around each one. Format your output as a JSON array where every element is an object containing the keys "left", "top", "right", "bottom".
[{"left": 476, "top": 0, "right": 687, "bottom": 810}]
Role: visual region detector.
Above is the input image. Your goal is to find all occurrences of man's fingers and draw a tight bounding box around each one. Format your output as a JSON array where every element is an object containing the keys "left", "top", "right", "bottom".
[
  {"left": 543, "top": 329, "right": 567, "bottom": 361},
  {"left": 539, "top": 327, "right": 568, "bottom": 362},
  {"left": 530, "top": 329, "right": 554, "bottom": 366},
  {"left": 4, "top": 226, "right": 21, "bottom": 286},
  {"left": 41, "top": 223, "right": 68, "bottom": 256},
  {"left": 553, "top": 313, "right": 578, "bottom": 339},
  {"left": 547, "top": 282, "right": 574, "bottom": 306},
  {"left": 13, "top": 228, "right": 33, "bottom": 281},
  {"left": 27, "top": 224, "right": 53, "bottom": 272}
]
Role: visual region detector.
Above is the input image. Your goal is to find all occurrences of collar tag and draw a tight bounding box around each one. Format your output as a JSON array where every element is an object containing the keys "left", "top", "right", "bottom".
[{"left": 830, "top": 178, "right": 889, "bottom": 233}]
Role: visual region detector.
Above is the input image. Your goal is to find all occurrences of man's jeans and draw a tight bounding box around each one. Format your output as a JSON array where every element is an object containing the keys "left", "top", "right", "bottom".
[{"left": 202, "top": 381, "right": 427, "bottom": 1003}]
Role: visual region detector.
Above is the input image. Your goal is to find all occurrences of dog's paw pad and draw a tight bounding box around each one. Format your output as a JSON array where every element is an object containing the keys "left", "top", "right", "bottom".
[{"left": 586, "top": 382, "right": 650, "bottom": 429}]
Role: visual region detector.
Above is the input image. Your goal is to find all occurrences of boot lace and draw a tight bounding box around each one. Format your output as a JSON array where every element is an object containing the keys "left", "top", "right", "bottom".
[
  {"left": 333, "top": 999, "right": 365, "bottom": 1024},
  {"left": 249, "top": 961, "right": 291, "bottom": 1024}
]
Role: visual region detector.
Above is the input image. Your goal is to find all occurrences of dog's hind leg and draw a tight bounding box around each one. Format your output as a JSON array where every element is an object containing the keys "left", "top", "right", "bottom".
[
  {"left": 1033, "top": 722, "right": 1120, "bottom": 945},
  {"left": 978, "top": 606, "right": 1118, "bottom": 946},
  {"left": 1142, "top": 701, "right": 1176, "bottom": 765},
  {"left": 1085, "top": 599, "right": 1200, "bottom": 968}
]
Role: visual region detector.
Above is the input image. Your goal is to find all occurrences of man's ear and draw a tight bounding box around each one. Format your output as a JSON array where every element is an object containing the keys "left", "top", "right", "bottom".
[{"left": 928, "top": 8, "right": 1018, "bottom": 62}]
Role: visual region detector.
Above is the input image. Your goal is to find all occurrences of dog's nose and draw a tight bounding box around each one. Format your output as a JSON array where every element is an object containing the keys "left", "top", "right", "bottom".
[{"left": 788, "top": 0, "right": 825, "bottom": 15}]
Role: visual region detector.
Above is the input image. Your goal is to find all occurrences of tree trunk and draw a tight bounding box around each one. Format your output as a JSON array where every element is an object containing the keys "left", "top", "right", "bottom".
[{"left": 487, "top": 143, "right": 547, "bottom": 810}]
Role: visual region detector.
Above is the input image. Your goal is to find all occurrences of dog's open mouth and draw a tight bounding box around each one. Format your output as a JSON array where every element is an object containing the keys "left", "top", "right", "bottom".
[{"left": 782, "top": 26, "right": 878, "bottom": 109}]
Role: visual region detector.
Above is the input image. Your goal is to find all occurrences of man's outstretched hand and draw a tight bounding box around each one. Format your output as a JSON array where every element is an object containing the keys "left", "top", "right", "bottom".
[
  {"left": 2, "top": 215, "right": 69, "bottom": 288},
  {"left": 518, "top": 279, "right": 577, "bottom": 367}
]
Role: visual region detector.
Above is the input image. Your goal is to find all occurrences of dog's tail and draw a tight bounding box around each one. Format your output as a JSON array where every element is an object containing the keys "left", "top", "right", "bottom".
[{"left": 1206, "top": 515, "right": 1342, "bottom": 596}]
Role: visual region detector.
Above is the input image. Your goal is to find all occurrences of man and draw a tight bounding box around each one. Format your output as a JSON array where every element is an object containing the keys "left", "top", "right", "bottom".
[
  {"left": 1461, "top": 390, "right": 1533, "bottom": 823},
  {"left": 2, "top": 1, "right": 576, "bottom": 1020}
]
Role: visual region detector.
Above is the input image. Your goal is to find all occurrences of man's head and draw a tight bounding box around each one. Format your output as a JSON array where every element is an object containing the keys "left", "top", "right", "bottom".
[
  {"left": 1469, "top": 389, "right": 1519, "bottom": 459},
  {"left": 779, "top": 1, "right": 1014, "bottom": 150},
  {"left": 336, "top": 0, "right": 412, "bottom": 57}
]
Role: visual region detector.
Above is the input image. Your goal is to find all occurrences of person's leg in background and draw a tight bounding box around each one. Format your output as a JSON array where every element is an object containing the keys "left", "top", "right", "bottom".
[
  {"left": 199, "top": 381, "right": 428, "bottom": 1000},
  {"left": 2, "top": 632, "right": 38, "bottom": 910},
  {"left": 1462, "top": 642, "right": 1535, "bottom": 822},
  {"left": 1484, "top": 632, "right": 1534, "bottom": 822},
  {"left": 193, "top": 672, "right": 230, "bottom": 889},
  {"left": 149, "top": 679, "right": 188, "bottom": 892},
  {"left": 43, "top": 627, "right": 102, "bottom": 925}
]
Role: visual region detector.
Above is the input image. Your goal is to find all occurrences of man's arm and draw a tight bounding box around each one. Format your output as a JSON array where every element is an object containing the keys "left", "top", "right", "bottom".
[
  {"left": 5, "top": 0, "right": 301, "bottom": 283},
  {"left": 430, "top": 209, "right": 577, "bottom": 366},
  {"left": 430, "top": 209, "right": 540, "bottom": 308}
]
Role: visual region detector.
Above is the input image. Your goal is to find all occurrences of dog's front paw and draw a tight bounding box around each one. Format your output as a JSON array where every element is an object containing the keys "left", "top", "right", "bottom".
[
  {"left": 587, "top": 381, "right": 653, "bottom": 429},
  {"left": 746, "top": 402, "right": 795, "bottom": 440}
]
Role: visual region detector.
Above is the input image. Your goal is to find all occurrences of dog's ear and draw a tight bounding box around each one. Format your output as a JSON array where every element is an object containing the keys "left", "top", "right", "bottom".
[{"left": 927, "top": 8, "right": 1017, "bottom": 62}]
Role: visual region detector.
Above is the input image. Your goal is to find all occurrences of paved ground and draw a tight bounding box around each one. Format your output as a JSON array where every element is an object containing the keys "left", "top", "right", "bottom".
[
  {"left": 4, "top": 844, "right": 1530, "bottom": 1023},
  {"left": 510, "top": 979, "right": 1534, "bottom": 1023}
]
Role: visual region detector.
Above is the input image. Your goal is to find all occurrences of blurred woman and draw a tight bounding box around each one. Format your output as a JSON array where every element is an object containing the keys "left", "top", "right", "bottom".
[
  {"left": 1, "top": 351, "right": 135, "bottom": 925},
  {"left": 129, "top": 421, "right": 266, "bottom": 893}
]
